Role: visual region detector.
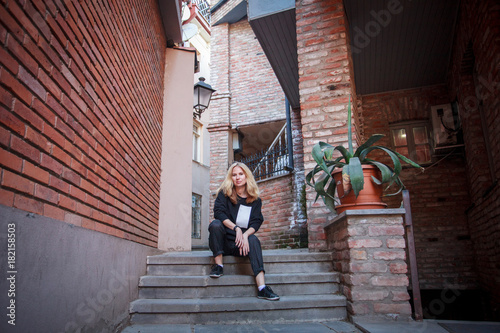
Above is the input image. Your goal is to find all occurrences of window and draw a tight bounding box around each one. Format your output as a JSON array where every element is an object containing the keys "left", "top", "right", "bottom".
[
  {"left": 193, "top": 121, "right": 201, "bottom": 162},
  {"left": 192, "top": 193, "right": 201, "bottom": 239},
  {"left": 390, "top": 121, "right": 431, "bottom": 165}
]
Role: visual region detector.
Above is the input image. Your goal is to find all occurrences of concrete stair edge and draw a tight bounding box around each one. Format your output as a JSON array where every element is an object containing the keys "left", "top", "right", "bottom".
[
  {"left": 147, "top": 249, "right": 333, "bottom": 265},
  {"left": 130, "top": 294, "right": 346, "bottom": 314},
  {"left": 139, "top": 272, "right": 340, "bottom": 287},
  {"left": 127, "top": 249, "right": 347, "bottom": 326}
]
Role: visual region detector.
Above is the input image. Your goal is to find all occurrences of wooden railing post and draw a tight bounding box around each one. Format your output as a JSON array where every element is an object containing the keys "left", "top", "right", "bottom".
[{"left": 402, "top": 190, "right": 423, "bottom": 321}]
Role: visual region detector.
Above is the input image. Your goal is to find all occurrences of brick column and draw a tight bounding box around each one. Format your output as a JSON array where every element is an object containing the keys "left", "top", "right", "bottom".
[
  {"left": 325, "top": 209, "right": 412, "bottom": 321},
  {"left": 209, "top": 23, "right": 232, "bottom": 215},
  {"left": 296, "top": 0, "right": 358, "bottom": 251}
]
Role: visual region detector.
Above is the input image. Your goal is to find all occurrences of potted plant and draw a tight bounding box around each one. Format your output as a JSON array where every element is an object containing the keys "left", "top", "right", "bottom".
[{"left": 306, "top": 96, "right": 423, "bottom": 213}]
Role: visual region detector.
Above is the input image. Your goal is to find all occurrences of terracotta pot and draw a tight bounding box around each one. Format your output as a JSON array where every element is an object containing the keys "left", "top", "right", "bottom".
[{"left": 331, "top": 165, "right": 387, "bottom": 213}]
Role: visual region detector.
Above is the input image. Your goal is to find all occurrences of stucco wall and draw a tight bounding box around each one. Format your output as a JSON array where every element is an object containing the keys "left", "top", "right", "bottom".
[
  {"left": 0, "top": 204, "right": 161, "bottom": 333},
  {"left": 158, "top": 48, "right": 195, "bottom": 252}
]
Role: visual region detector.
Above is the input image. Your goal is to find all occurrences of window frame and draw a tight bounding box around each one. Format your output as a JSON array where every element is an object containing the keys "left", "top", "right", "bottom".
[
  {"left": 389, "top": 120, "right": 432, "bottom": 165},
  {"left": 192, "top": 120, "right": 202, "bottom": 163}
]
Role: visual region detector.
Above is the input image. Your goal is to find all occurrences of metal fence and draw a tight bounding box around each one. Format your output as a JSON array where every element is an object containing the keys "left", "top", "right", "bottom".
[
  {"left": 240, "top": 146, "right": 290, "bottom": 181},
  {"left": 238, "top": 126, "right": 292, "bottom": 180}
]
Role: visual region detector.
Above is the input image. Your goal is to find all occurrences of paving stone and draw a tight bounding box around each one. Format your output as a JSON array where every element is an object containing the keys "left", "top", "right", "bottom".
[
  {"left": 121, "top": 324, "right": 192, "bottom": 333},
  {"left": 323, "top": 320, "right": 361, "bottom": 332}
]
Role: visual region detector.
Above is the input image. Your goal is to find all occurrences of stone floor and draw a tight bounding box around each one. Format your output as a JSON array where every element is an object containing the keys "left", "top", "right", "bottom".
[{"left": 121, "top": 319, "right": 500, "bottom": 333}]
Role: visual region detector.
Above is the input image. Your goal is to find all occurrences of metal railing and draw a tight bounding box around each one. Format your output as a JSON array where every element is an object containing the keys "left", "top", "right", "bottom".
[
  {"left": 238, "top": 124, "right": 292, "bottom": 181},
  {"left": 192, "top": 0, "right": 211, "bottom": 24}
]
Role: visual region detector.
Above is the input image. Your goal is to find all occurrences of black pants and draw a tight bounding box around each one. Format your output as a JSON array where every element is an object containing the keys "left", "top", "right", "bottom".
[{"left": 208, "top": 219, "right": 265, "bottom": 277}]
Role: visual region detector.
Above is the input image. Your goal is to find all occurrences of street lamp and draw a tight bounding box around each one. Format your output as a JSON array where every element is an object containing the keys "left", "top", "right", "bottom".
[{"left": 193, "top": 77, "right": 216, "bottom": 119}]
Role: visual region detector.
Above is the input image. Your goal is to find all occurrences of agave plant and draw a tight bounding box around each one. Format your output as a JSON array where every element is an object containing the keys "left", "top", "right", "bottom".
[{"left": 306, "top": 96, "right": 423, "bottom": 211}]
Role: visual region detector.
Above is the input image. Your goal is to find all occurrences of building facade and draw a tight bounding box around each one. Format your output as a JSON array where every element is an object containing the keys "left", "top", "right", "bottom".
[
  {"left": 209, "top": 1, "right": 308, "bottom": 250},
  {"left": 209, "top": 0, "right": 500, "bottom": 320},
  {"left": 0, "top": 0, "right": 197, "bottom": 331}
]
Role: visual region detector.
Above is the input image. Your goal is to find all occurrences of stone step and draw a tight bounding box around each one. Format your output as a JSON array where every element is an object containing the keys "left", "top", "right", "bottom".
[
  {"left": 146, "top": 249, "right": 334, "bottom": 276},
  {"left": 138, "top": 272, "right": 340, "bottom": 299},
  {"left": 129, "top": 294, "right": 347, "bottom": 325}
]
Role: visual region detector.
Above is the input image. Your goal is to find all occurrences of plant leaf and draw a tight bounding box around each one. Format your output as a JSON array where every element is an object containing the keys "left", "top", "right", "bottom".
[
  {"left": 347, "top": 157, "right": 364, "bottom": 197},
  {"left": 324, "top": 147, "right": 335, "bottom": 161},
  {"left": 393, "top": 150, "right": 424, "bottom": 170},
  {"left": 341, "top": 165, "right": 351, "bottom": 197},
  {"left": 323, "top": 176, "right": 337, "bottom": 212},
  {"left": 305, "top": 166, "right": 320, "bottom": 188},
  {"left": 314, "top": 172, "right": 330, "bottom": 197},
  {"left": 359, "top": 146, "right": 403, "bottom": 177},
  {"left": 334, "top": 145, "right": 352, "bottom": 163},
  {"left": 347, "top": 95, "right": 353, "bottom": 154},
  {"left": 384, "top": 177, "right": 405, "bottom": 196},
  {"left": 354, "top": 134, "right": 385, "bottom": 158},
  {"left": 365, "top": 159, "right": 394, "bottom": 184},
  {"left": 312, "top": 143, "right": 330, "bottom": 175}
]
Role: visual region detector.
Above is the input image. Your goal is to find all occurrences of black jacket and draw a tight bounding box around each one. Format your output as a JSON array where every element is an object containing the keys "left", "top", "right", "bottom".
[{"left": 213, "top": 191, "right": 264, "bottom": 232}]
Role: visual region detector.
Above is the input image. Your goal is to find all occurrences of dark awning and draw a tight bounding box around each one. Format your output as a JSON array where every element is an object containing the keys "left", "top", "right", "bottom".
[
  {"left": 248, "top": 0, "right": 300, "bottom": 109},
  {"left": 212, "top": 1, "right": 247, "bottom": 26},
  {"left": 247, "top": 0, "right": 460, "bottom": 101},
  {"left": 344, "top": 0, "right": 460, "bottom": 95}
]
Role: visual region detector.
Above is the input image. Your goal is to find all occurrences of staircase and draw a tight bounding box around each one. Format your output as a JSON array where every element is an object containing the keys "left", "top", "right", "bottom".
[{"left": 128, "top": 249, "right": 347, "bottom": 325}]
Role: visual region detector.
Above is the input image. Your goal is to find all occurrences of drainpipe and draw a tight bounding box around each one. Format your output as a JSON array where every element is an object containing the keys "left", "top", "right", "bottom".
[{"left": 285, "top": 97, "right": 294, "bottom": 170}]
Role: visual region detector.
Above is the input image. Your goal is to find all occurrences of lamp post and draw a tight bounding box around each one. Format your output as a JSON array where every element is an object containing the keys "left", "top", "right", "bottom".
[{"left": 193, "top": 77, "right": 215, "bottom": 119}]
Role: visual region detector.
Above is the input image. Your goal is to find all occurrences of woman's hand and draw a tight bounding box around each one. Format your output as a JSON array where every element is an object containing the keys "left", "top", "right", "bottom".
[
  {"left": 239, "top": 234, "right": 250, "bottom": 256},
  {"left": 235, "top": 227, "right": 243, "bottom": 248}
]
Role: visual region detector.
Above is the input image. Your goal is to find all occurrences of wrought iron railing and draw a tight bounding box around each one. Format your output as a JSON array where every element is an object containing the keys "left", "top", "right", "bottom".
[
  {"left": 238, "top": 124, "right": 292, "bottom": 181},
  {"left": 192, "top": 0, "right": 211, "bottom": 25}
]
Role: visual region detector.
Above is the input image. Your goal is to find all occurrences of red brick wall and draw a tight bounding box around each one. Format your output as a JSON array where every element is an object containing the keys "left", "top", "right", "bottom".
[
  {"left": 258, "top": 174, "right": 305, "bottom": 249},
  {"left": 447, "top": 0, "right": 500, "bottom": 316},
  {"left": 296, "top": 0, "right": 357, "bottom": 251},
  {"left": 208, "top": 23, "right": 230, "bottom": 128},
  {"left": 0, "top": 0, "right": 166, "bottom": 247},
  {"left": 209, "top": 22, "right": 231, "bottom": 218},
  {"left": 209, "top": 18, "right": 291, "bottom": 233},
  {"left": 360, "top": 86, "right": 477, "bottom": 290},
  {"left": 326, "top": 212, "right": 412, "bottom": 320},
  {"left": 229, "top": 19, "right": 285, "bottom": 126}
]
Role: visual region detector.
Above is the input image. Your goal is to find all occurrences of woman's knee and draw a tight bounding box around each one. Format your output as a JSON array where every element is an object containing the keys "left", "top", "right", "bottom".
[
  {"left": 248, "top": 234, "right": 261, "bottom": 246},
  {"left": 209, "top": 219, "right": 224, "bottom": 232}
]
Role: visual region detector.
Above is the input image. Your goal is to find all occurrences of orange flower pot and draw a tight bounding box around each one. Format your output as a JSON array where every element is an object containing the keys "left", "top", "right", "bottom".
[{"left": 332, "top": 165, "right": 388, "bottom": 214}]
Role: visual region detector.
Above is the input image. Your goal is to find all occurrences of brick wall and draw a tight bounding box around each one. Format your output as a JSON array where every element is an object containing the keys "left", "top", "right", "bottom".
[
  {"left": 209, "top": 16, "right": 293, "bottom": 239},
  {"left": 258, "top": 174, "right": 306, "bottom": 249},
  {"left": 291, "top": 106, "right": 307, "bottom": 227},
  {"left": 326, "top": 211, "right": 412, "bottom": 320},
  {"left": 209, "top": 22, "right": 231, "bottom": 217},
  {"left": 0, "top": 0, "right": 166, "bottom": 247},
  {"left": 296, "top": 0, "right": 357, "bottom": 251},
  {"left": 360, "top": 86, "right": 478, "bottom": 290},
  {"left": 229, "top": 19, "right": 285, "bottom": 126},
  {"left": 447, "top": 0, "right": 500, "bottom": 317}
]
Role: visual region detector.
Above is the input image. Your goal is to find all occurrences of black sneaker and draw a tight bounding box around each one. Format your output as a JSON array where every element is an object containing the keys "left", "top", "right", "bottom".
[
  {"left": 257, "top": 286, "right": 280, "bottom": 301},
  {"left": 209, "top": 264, "right": 223, "bottom": 278}
]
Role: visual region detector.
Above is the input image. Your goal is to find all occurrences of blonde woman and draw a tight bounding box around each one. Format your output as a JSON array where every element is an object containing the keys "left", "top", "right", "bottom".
[{"left": 208, "top": 162, "right": 280, "bottom": 301}]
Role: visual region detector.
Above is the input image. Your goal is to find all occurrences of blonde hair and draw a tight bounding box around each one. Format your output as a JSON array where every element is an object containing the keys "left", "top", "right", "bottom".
[{"left": 217, "top": 162, "right": 260, "bottom": 204}]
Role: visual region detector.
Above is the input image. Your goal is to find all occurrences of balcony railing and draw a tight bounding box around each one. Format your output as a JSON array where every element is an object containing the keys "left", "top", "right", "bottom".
[
  {"left": 192, "top": 0, "right": 211, "bottom": 25},
  {"left": 238, "top": 124, "right": 292, "bottom": 181}
]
